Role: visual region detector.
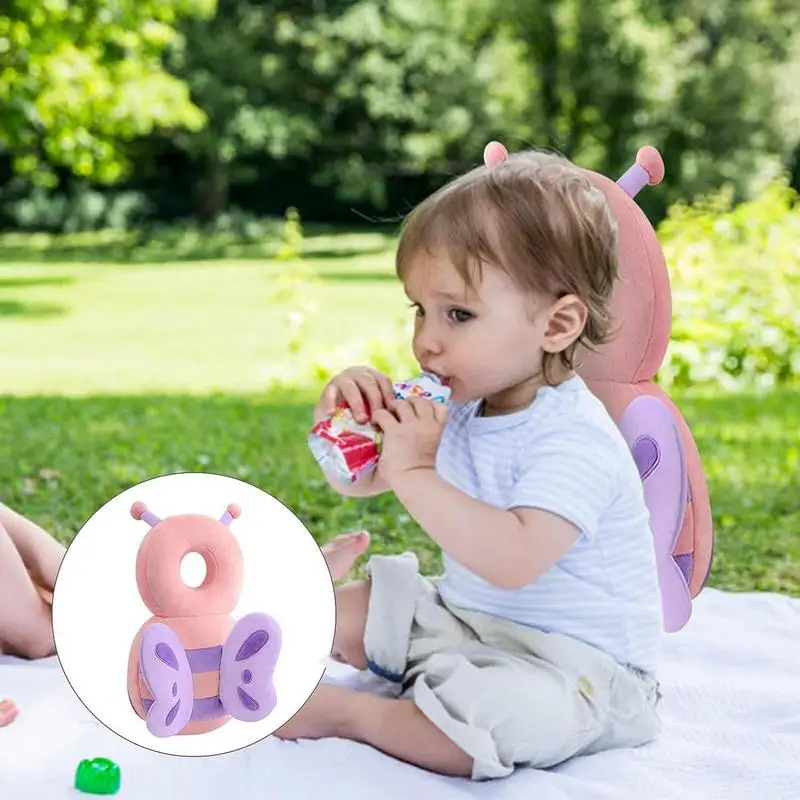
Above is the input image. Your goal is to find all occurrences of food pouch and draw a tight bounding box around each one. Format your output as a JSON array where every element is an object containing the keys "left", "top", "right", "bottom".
[{"left": 308, "top": 372, "right": 450, "bottom": 483}]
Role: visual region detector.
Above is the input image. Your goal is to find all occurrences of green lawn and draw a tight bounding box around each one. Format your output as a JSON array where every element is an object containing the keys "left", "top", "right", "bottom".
[
  {"left": 0, "top": 228, "right": 798, "bottom": 597},
  {"left": 0, "top": 226, "right": 412, "bottom": 395}
]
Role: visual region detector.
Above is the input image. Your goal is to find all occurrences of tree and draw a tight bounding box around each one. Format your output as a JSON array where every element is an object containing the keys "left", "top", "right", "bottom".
[
  {"left": 636, "top": 0, "right": 800, "bottom": 213},
  {"left": 0, "top": 0, "right": 215, "bottom": 185},
  {"left": 467, "top": 0, "right": 649, "bottom": 177},
  {"left": 164, "top": 0, "right": 505, "bottom": 219}
]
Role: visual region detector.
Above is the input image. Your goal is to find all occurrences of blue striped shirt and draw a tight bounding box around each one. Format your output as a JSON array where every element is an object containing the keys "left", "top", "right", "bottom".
[{"left": 435, "top": 374, "right": 663, "bottom": 674}]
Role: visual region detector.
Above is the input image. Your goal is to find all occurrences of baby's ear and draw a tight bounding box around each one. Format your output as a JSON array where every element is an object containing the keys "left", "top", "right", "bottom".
[{"left": 543, "top": 295, "right": 588, "bottom": 352}]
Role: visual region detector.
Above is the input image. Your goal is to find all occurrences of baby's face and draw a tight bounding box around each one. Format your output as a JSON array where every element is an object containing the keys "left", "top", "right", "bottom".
[{"left": 404, "top": 254, "right": 550, "bottom": 409}]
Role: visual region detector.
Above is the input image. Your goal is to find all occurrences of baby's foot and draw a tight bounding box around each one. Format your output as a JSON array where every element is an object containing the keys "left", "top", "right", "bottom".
[
  {"left": 0, "top": 699, "right": 19, "bottom": 727},
  {"left": 322, "top": 531, "right": 370, "bottom": 581}
]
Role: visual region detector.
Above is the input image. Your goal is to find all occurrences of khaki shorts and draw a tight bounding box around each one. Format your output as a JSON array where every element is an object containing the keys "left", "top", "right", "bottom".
[{"left": 362, "top": 552, "right": 662, "bottom": 781}]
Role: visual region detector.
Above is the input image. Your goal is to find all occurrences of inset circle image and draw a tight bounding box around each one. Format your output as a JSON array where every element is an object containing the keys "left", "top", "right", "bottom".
[{"left": 52, "top": 472, "right": 335, "bottom": 756}]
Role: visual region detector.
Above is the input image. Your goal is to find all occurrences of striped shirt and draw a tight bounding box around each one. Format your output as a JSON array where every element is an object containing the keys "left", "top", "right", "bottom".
[{"left": 435, "top": 374, "right": 663, "bottom": 674}]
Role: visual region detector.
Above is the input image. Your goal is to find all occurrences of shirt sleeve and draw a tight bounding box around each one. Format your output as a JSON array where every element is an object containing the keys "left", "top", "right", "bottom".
[{"left": 508, "top": 421, "right": 623, "bottom": 541}]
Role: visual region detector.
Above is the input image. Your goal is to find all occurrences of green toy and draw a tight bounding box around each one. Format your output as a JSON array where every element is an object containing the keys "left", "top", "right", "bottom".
[{"left": 75, "top": 758, "right": 121, "bottom": 795}]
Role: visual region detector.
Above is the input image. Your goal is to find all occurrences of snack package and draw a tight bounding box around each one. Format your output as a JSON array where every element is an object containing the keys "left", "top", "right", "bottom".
[{"left": 308, "top": 372, "right": 451, "bottom": 483}]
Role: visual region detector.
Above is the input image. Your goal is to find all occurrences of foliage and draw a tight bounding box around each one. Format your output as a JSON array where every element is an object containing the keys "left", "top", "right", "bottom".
[
  {"left": 635, "top": 0, "right": 800, "bottom": 213},
  {"left": 162, "top": 0, "right": 800, "bottom": 217},
  {"left": 0, "top": 0, "right": 215, "bottom": 185},
  {"left": 0, "top": 180, "right": 152, "bottom": 231},
  {"left": 270, "top": 207, "right": 319, "bottom": 359},
  {"left": 659, "top": 178, "right": 800, "bottom": 390},
  {"left": 2, "top": 0, "right": 799, "bottom": 224},
  {"left": 163, "top": 0, "right": 503, "bottom": 218}
]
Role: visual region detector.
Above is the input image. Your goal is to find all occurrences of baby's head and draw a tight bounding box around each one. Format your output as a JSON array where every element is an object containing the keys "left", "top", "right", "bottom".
[{"left": 396, "top": 149, "right": 619, "bottom": 410}]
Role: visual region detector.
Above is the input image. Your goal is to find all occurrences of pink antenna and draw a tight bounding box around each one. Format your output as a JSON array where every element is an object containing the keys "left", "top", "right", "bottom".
[
  {"left": 483, "top": 140, "right": 508, "bottom": 167},
  {"left": 219, "top": 503, "right": 241, "bottom": 526},
  {"left": 130, "top": 502, "right": 161, "bottom": 527},
  {"left": 617, "top": 146, "right": 664, "bottom": 197}
]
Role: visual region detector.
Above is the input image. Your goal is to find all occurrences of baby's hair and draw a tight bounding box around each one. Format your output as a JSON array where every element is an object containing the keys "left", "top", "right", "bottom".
[{"left": 395, "top": 150, "right": 619, "bottom": 384}]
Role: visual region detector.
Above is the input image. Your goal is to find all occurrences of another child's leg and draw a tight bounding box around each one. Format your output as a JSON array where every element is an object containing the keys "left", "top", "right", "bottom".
[
  {"left": 0, "top": 502, "right": 66, "bottom": 592},
  {"left": 0, "top": 522, "right": 55, "bottom": 659},
  {"left": 0, "top": 698, "right": 19, "bottom": 727}
]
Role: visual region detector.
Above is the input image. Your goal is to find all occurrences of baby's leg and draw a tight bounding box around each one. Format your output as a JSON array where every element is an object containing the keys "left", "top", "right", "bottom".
[
  {"left": 329, "top": 579, "right": 370, "bottom": 668},
  {"left": 277, "top": 681, "right": 474, "bottom": 777},
  {"left": 0, "top": 522, "right": 55, "bottom": 659},
  {"left": 278, "top": 570, "right": 474, "bottom": 776}
]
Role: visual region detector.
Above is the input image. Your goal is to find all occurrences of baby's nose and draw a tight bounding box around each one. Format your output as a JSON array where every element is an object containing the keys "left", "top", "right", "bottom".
[{"left": 414, "top": 325, "right": 443, "bottom": 356}]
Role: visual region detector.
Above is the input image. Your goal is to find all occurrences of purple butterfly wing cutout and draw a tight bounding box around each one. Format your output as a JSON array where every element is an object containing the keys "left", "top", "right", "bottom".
[
  {"left": 219, "top": 612, "right": 282, "bottom": 722},
  {"left": 139, "top": 623, "right": 194, "bottom": 737},
  {"left": 618, "top": 396, "right": 693, "bottom": 632}
]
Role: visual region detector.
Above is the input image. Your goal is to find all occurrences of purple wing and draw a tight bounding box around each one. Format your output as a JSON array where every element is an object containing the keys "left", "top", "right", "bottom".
[
  {"left": 619, "top": 396, "right": 693, "bottom": 633},
  {"left": 139, "top": 623, "right": 194, "bottom": 737},
  {"left": 219, "top": 612, "right": 282, "bottom": 722}
]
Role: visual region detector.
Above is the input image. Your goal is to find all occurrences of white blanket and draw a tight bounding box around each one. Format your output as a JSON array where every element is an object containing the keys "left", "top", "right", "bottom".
[{"left": 1, "top": 588, "right": 798, "bottom": 800}]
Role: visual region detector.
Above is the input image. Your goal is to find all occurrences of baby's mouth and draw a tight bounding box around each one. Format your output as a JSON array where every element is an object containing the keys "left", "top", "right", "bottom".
[{"left": 421, "top": 368, "right": 451, "bottom": 387}]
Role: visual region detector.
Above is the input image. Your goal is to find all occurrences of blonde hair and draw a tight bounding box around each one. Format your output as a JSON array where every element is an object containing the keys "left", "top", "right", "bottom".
[{"left": 396, "top": 150, "right": 619, "bottom": 384}]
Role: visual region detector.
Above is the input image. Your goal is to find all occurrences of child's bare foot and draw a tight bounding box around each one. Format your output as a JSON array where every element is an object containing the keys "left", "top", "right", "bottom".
[
  {"left": 0, "top": 699, "right": 19, "bottom": 727},
  {"left": 322, "top": 531, "right": 370, "bottom": 582}
]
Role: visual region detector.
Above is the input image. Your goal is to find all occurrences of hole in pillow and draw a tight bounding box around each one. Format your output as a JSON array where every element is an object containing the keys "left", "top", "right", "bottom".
[{"left": 180, "top": 552, "right": 207, "bottom": 588}]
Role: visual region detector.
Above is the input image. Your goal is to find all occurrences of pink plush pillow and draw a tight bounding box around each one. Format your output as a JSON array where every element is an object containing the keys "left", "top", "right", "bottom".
[
  {"left": 577, "top": 147, "right": 714, "bottom": 632},
  {"left": 483, "top": 142, "right": 714, "bottom": 633},
  {"left": 127, "top": 503, "right": 281, "bottom": 737}
]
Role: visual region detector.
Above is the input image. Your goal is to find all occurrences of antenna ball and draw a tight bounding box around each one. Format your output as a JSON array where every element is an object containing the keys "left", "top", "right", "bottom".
[
  {"left": 483, "top": 140, "right": 509, "bottom": 167},
  {"left": 636, "top": 146, "right": 665, "bottom": 185}
]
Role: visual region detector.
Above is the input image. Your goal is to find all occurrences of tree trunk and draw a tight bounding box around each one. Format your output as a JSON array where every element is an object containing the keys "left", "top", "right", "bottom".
[{"left": 194, "top": 154, "right": 229, "bottom": 223}]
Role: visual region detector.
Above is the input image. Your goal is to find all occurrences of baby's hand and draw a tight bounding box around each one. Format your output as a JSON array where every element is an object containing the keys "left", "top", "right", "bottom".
[
  {"left": 372, "top": 397, "right": 448, "bottom": 485},
  {"left": 314, "top": 366, "right": 395, "bottom": 425}
]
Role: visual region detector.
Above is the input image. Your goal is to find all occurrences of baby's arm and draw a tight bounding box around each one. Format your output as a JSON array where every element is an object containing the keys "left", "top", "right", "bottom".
[
  {"left": 391, "top": 470, "right": 579, "bottom": 589},
  {"left": 0, "top": 520, "right": 56, "bottom": 659},
  {"left": 389, "top": 421, "right": 619, "bottom": 590}
]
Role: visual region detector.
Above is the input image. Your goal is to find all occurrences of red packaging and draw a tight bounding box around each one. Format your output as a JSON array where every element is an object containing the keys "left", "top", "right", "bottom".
[
  {"left": 307, "top": 405, "right": 383, "bottom": 484},
  {"left": 308, "top": 372, "right": 451, "bottom": 483}
]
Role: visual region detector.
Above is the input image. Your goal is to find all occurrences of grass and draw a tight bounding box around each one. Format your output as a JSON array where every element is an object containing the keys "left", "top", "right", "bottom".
[
  {"left": 0, "top": 226, "right": 410, "bottom": 396},
  {"left": 0, "top": 227, "right": 798, "bottom": 597}
]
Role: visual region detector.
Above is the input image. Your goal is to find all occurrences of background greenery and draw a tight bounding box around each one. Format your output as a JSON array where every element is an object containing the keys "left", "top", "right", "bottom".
[
  {"left": 1, "top": 0, "right": 798, "bottom": 596},
  {"left": 2, "top": 0, "right": 800, "bottom": 227}
]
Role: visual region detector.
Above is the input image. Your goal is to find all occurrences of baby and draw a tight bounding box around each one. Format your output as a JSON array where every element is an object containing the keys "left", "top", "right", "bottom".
[
  {"left": 0, "top": 501, "right": 66, "bottom": 725},
  {"left": 277, "top": 147, "right": 663, "bottom": 780}
]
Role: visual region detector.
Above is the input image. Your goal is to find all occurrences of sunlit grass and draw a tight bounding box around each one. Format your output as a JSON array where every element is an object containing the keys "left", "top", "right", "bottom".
[{"left": 1, "top": 228, "right": 797, "bottom": 597}]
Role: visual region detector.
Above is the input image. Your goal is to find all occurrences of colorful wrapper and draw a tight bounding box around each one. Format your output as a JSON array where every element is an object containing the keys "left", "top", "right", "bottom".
[{"left": 308, "top": 372, "right": 451, "bottom": 483}]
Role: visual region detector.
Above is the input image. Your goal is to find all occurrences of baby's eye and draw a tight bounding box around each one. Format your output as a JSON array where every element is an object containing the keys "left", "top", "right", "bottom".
[
  {"left": 408, "top": 302, "right": 424, "bottom": 318},
  {"left": 448, "top": 308, "right": 473, "bottom": 323}
]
